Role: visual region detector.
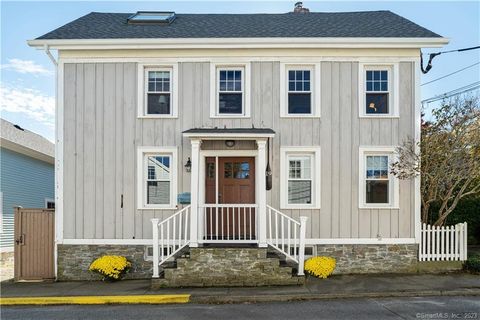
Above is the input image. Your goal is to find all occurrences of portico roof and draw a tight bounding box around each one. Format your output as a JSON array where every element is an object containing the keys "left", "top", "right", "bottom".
[{"left": 182, "top": 128, "right": 275, "bottom": 139}]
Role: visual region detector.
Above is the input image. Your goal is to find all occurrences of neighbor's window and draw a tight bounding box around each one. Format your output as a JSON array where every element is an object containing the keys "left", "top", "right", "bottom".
[
  {"left": 288, "top": 156, "right": 312, "bottom": 204},
  {"left": 218, "top": 68, "right": 244, "bottom": 115},
  {"left": 145, "top": 155, "right": 172, "bottom": 205},
  {"left": 365, "top": 155, "right": 390, "bottom": 204},
  {"left": 146, "top": 68, "right": 172, "bottom": 115},
  {"left": 288, "top": 70, "right": 312, "bottom": 114},
  {"left": 365, "top": 68, "right": 389, "bottom": 115},
  {"left": 45, "top": 198, "right": 55, "bottom": 209}
]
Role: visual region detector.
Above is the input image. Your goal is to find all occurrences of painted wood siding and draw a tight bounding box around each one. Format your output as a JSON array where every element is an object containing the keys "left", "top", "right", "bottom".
[
  {"left": 62, "top": 61, "right": 416, "bottom": 240},
  {"left": 0, "top": 148, "right": 54, "bottom": 249}
]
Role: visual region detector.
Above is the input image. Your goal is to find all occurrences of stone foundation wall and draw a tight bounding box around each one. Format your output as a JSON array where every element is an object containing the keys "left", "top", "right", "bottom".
[
  {"left": 57, "top": 245, "right": 152, "bottom": 280},
  {"left": 153, "top": 248, "right": 303, "bottom": 288},
  {"left": 315, "top": 244, "right": 418, "bottom": 274}
]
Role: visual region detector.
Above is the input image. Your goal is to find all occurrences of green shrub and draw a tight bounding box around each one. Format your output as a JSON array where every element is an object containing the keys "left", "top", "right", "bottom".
[{"left": 464, "top": 254, "right": 480, "bottom": 273}]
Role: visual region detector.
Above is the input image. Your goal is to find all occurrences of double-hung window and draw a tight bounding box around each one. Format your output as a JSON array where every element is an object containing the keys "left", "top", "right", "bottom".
[
  {"left": 281, "top": 64, "right": 320, "bottom": 117},
  {"left": 280, "top": 147, "right": 321, "bottom": 209},
  {"left": 359, "top": 147, "right": 399, "bottom": 208},
  {"left": 360, "top": 64, "right": 398, "bottom": 117},
  {"left": 138, "top": 64, "right": 178, "bottom": 118},
  {"left": 137, "top": 147, "right": 177, "bottom": 209},
  {"left": 211, "top": 63, "right": 250, "bottom": 117}
]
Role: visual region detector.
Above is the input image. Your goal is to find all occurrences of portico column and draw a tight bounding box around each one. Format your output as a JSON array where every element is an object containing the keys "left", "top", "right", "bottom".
[
  {"left": 257, "top": 139, "right": 267, "bottom": 247},
  {"left": 189, "top": 139, "right": 201, "bottom": 247}
]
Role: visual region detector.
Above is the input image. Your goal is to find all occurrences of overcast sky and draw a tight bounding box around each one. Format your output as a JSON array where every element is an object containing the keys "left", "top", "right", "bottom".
[{"left": 1, "top": 1, "right": 479, "bottom": 142}]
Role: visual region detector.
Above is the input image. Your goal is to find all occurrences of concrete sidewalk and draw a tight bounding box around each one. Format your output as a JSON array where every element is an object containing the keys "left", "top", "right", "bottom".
[{"left": 1, "top": 273, "right": 479, "bottom": 304}]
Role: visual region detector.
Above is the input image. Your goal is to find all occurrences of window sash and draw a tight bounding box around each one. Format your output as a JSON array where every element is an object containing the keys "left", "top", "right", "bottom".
[
  {"left": 217, "top": 67, "right": 244, "bottom": 115},
  {"left": 287, "top": 155, "right": 313, "bottom": 204},
  {"left": 286, "top": 67, "right": 314, "bottom": 115},
  {"left": 145, "top": 68, "right": 173, "bottom": 116},
  {"left": 363, "top": 154, "right": 392, "bottom": 204},
  {"left": 144, "top": 154, "right": 172, "bottom": 205},
  {"left": 288, "top": 70, "right": 312, "bottom": 93}
]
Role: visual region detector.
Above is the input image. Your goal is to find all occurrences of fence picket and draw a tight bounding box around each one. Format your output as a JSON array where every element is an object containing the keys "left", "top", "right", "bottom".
[{"left": 420, "top": 222, "right": 467, "bottom": 262}]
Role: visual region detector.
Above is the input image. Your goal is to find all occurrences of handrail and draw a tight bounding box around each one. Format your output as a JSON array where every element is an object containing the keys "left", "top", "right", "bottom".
[
  {"left": 151, "top": 205, "right": 191, "bottom": 278},
  {"left": 266, "top": 205, "right": 307, "bottom": 276},
  {"left": 200, "top": 204, "right": 258, "bottom": 208}
]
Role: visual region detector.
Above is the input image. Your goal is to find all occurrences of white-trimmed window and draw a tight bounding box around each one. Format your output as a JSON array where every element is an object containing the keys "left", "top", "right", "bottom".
[
  {"left": 359, "top": 147, "right": 399, "bottom": 208},
  {"left": 280, "top": 63, "right": 320, "bottom": 117},
  {"left": 137, "top": 64, "right": 178, "bottom": 118},
  {"left": 0, "top": 192, "right": 3, "bottom": 233},
  {"left": 210, "top": 63, "right": 250, "bottom": 118},
  {"left": 359, "top": 63, "right": 398, "bottom": 117},
  {"left": 137, "top": 147, "right": 177, "bottom": 209},
  {"left": 280, "top": 147, "right": 321, "bottom": 209},
  {"left": 45, "top": 198, "right": 55, "bottom": 209}
]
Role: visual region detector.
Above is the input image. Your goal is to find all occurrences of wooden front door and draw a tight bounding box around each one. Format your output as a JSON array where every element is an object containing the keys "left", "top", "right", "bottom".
[
  {"left": 205, "top": 157, "right": 256, "bottom": 240},
  {"left": 14, "top": 208, "right": 55, "bottom": 281}
]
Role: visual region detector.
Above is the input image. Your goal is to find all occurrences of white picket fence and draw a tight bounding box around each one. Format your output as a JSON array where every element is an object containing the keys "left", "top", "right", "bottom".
[{"left": 419, "top": 222, "right": 468, "bottom": 261}]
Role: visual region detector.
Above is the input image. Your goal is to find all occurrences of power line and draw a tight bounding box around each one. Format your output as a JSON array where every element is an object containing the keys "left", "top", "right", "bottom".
[
  {"left": 421, "top": 62, "right": 480, "bottom": 86},
  {"left": 422, "top": 81, "right": 480, "bottom": 104},
  {"left": 424, "top": 45, "right": 480, "bottom": 56}
]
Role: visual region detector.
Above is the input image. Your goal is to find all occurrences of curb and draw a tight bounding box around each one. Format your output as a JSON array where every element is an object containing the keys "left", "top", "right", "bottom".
[
  {"left": 190, "top": 289, "right": 480, "bottom": 304},
  {"left": 0, "top": 294, "right": 190, "bottom": 306}
]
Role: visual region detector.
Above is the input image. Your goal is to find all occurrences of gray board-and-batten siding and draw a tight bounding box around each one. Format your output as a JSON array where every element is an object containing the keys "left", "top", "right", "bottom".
[{"left": 62, "top": 61, "right": 415, "bottom": 241}]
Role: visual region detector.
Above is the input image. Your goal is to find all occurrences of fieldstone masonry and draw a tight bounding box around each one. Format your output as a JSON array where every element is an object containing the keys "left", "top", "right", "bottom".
[
  {"left": 57, "top": 244, "right": 419, "bottom": 282},
  {"left": 316, "top": 244, "right": 418, "bottom": 274},
  {"left": 57, "top": 245, "right": 152, "bottom": 280},
  {"left": 152, "top": 247, "right": 304, "bottom": 288}
]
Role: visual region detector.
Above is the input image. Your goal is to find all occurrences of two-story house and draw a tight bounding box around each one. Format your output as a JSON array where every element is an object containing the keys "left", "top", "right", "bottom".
[{"left": 28, "top": 5, "right": 448, "bottom": 285}]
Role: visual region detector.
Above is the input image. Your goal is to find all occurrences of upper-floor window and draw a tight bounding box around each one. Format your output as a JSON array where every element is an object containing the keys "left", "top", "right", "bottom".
[
  {"left": 219, "top": 68, "right": 243, "bottom": 114},
  {"left": 359, "top": 147, "right": 399, "bottom": 208},
  {"left": 281, "top": 63, "right": 320, "bottom": 118},
  {"left": 210, "top": 63, "right": 251, "bottom": 118},
  {"left": 359, "top": 63, "right": 398, "bottom": 118},
  {"left": 137, "top": 64, "right": 178, "bottom": 118}
]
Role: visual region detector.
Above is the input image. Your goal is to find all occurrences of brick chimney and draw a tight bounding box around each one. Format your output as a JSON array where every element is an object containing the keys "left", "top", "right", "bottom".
[{"left": 293, "top": 2, "right": 310, "bottom": 13}]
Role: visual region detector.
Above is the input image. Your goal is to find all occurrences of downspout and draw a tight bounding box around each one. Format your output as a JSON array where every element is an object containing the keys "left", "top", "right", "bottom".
[{"left": 44, "top": 44, "right": 58, "bottom": 66}]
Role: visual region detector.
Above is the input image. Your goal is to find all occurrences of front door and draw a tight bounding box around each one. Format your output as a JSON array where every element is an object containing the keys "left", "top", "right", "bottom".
[{"left": 205, "top": 157, "right": 256, "bottom": 240}]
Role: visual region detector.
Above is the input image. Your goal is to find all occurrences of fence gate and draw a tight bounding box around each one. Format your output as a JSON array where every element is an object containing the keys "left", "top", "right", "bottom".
[{"left": 14, "top": 208, "right": 55, "bottom": 281}]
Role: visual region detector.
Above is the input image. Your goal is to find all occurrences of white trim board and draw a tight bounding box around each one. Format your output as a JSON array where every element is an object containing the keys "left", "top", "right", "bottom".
[
  {"left": 60, "top": 238, "right": 417, "bottom": 245},
  {"left": 28, "top": 37, "right": 449, "bottom": 50}
]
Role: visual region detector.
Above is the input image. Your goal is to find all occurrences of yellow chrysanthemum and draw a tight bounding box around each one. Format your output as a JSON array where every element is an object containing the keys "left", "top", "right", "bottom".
[
  {"left": 304, "top": 256, "right": 336, "bottom": 279},
  {"left": 89, "top": 255, "right": 131, "bottom": 280}
]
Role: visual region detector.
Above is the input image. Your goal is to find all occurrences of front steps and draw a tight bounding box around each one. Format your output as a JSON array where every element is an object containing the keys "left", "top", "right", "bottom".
[{"left": 151, "top": 247, "right": 304, "bottom": 288}]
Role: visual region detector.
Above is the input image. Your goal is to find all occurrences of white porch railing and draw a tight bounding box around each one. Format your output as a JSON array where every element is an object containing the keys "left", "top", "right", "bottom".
[
  {"left": 200, "top": 204, "right": 258, "bottom": 243},
  {"left": 151, "top": 205, "right": 191, "bottom": 278},
  {"left": 266, "top": 205, "right": 307, "bottom": 276},
  {"left": 420, "top": 222, "right": 468, "bottom": 261}
]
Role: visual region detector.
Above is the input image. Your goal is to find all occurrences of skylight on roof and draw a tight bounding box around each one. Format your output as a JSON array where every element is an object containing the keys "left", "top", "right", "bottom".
[{"left": 128, "top": 11, "right": 176, "bottom": 24}]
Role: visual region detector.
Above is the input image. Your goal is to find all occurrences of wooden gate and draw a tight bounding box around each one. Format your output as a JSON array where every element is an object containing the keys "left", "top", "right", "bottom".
[{"left": 14, "top": 208, "right": 55, "bottom": 281}]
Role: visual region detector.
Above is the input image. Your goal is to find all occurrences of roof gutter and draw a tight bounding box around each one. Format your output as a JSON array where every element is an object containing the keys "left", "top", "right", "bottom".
[{"left": 27, "top": 37, "right": 450, "bottom": 50}]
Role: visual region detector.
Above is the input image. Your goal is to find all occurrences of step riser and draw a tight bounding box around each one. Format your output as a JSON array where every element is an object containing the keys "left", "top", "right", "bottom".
[{"left": 152, "top": 248, "right": 304, "bottom": 288}]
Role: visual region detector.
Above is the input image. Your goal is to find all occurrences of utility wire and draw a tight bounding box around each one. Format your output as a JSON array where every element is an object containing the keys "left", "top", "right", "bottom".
[
  {"left": 424, "top": 45, "right": 480, "bottom": 56},
  {"left": 421, "top": 62, "right": 480, "bottom": 86},
  {"left": 422, "top": 81, "right": 480, "bottom": 104}
]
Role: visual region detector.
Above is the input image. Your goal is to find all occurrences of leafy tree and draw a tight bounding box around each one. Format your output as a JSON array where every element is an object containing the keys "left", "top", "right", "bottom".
[{"left": 391, "top": 95, "right": 480, "bottom": 226}]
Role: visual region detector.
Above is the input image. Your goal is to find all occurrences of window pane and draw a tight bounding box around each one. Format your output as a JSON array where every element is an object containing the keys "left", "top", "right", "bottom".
[
  {"left": 147, "top": 93, "right": 171, "bottom": 114},
  {"left": 366, "top": 180, "right": 389, "bottom": 203},
  {"left": 366, "top": 93, "right": 389, "bottom": 114},
  {"left": 289, "top": 70, "right": 295, "bottom": 81},
  {"left": 147, "top": 156, "right": 170, "bottom": 180},
  {"left": 147, "top": 181, "right": 170, "bottom": 204},
  {"left": 304, "top": 71, "right": 310, "bottom": 80},
  {"left": 304, "top": 81, "right": 310, "bottom": 91},
  {"left": 220, "top": 71, "right": 226, "bottom": 80},
  {"left": 234, "top": 162, "right": 250, "bottom": 179},
  {"left": 381, "top": 82, "right": 388, "bottom": 91},
  {"left": 288, "top": 181, "right": 312, "bottom": 204},
  {"left": 289, "top": 81, "right": 295, "bottom": 91},
  {"left": 288, "top": 93, "right": 311, "bottom": 114},
  {"left": 224, "top": 162, "right": 232, "bottom": 178},
  {"left": 219, "top": 93, "right": 242, "bottom": 114},
  {"left": 381, "top": 70, "right": 388, "bottom": 80},
  {"left": 366, "top": 71, "right": 373, "bottom": 81}
]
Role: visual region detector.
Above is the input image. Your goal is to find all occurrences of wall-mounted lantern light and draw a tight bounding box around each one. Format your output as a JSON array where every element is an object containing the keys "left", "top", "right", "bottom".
[{"left": 185, "top": 157, "right": 191, "bottom": 172}]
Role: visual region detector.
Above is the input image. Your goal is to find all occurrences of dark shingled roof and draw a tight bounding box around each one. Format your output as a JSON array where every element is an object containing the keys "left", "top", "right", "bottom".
[
  {"left": 183, "top": 128, "right": 275, "bottom": 135},
  {"left": 36, "top": 11, "right": 441, "bottom": 40}
]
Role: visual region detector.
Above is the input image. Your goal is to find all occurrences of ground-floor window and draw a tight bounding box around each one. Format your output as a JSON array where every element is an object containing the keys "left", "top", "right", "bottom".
[
  {"left": 137, "top": 147, "right": 177, "bottom": 209},
  {"left": 359, "top": 146, "right": 399, "bottom": 208},
  {"left": 280, "top": 147, "right": 321, "bottom": 209}
]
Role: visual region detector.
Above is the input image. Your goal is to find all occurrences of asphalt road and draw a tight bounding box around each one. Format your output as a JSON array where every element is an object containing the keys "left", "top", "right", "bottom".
[{"left": 2, "top": 296, "right": 479, "bottom": 320}]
